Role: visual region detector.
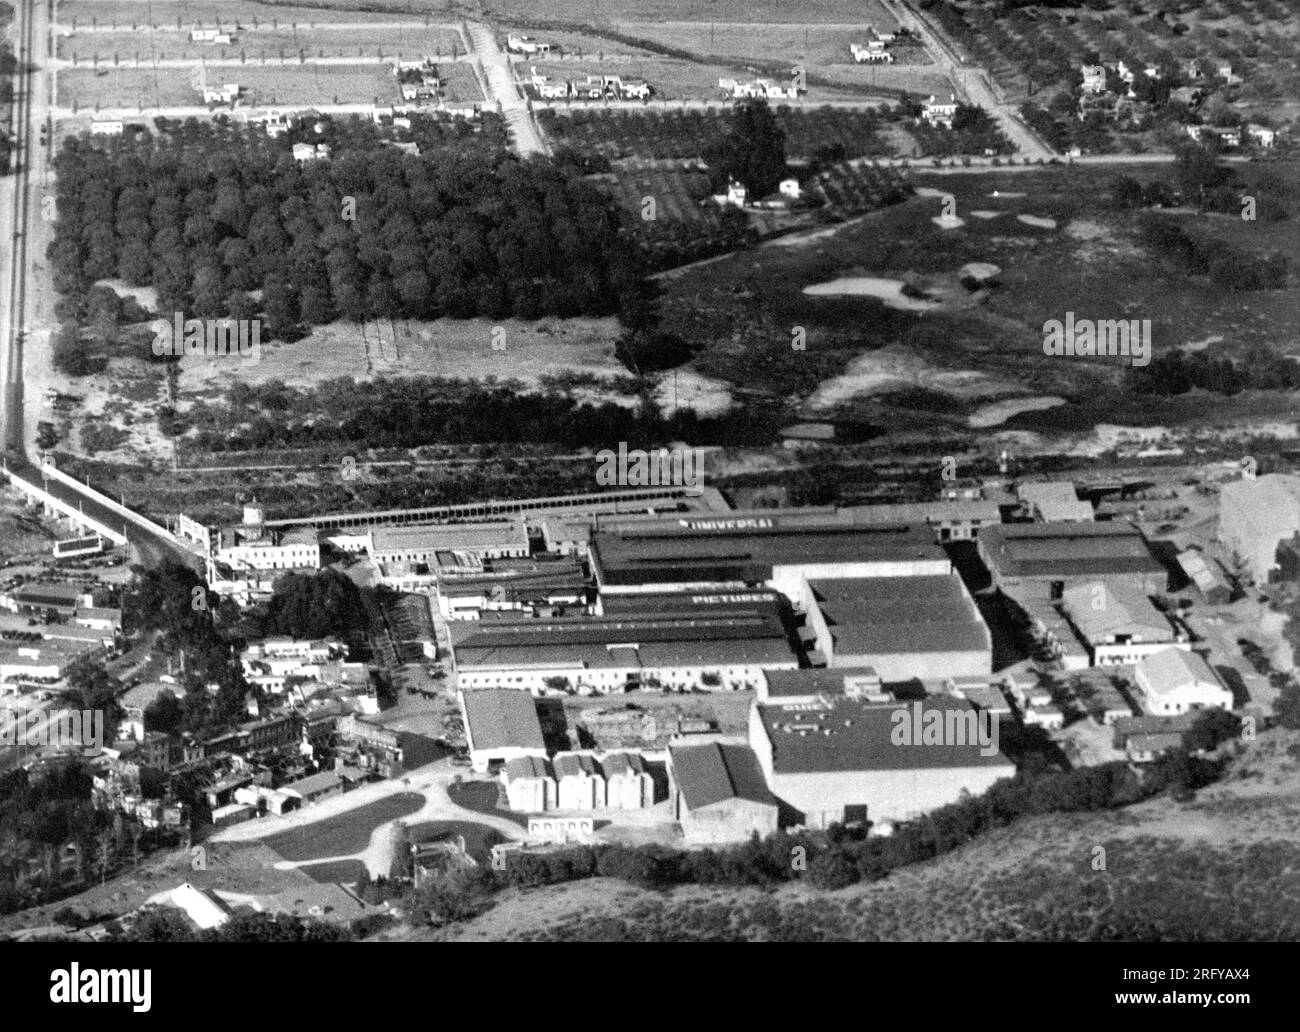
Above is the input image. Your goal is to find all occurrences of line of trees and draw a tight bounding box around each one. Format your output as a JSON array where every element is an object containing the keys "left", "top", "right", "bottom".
[{"left": 400, "top": 748, "right": 1225, "bottom": 928}]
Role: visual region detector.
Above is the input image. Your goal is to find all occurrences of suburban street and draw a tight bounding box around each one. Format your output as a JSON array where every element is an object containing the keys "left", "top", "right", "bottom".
[{"left": 883, "top": 0, "right": 1056, "bottom": 161}]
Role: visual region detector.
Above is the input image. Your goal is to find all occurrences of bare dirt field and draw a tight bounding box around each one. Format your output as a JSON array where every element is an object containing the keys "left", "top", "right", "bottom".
[{"left": 178, "top": 315, "right": 628, "bottom": 392}]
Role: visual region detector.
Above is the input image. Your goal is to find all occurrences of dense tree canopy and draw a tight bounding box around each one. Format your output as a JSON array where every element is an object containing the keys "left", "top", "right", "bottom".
[{"left": 48, "top": 118, "right": 649, "bottom": 366}]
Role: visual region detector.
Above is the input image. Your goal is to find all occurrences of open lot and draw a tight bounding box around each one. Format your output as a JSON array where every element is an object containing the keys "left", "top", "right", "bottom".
[
  {"left": 56, "top": 26, "right": 464, "bottom": 63},
  {"left": 609, "top": 22, "right": 926, "bottom": 70},
  {"left": 57, "top": 61, "right": 481, "bottom": 109},
  {"left": 483, "top": 0, "right": 898, "bottom": 27},
  {"left": 261, "top": 793, "right": 426, "bottom": 862},
  {"left": 177, "top": 315, "right": 628, "bottom": 393},
  {"left": 59, "top": 1, "right": 442, "bottom": 29}
]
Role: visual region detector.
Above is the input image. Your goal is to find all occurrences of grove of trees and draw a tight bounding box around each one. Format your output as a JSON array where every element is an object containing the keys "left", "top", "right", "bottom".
[{"left": 48, "top": 118, "right": 650, "bottom": 372}]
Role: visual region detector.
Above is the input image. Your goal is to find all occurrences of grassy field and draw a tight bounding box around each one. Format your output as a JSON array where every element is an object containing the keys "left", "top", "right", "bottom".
[
  {"left": 296, "top": 858, "right": 368, "bottom": 882},
  {"left": 58, "top": 61, "right": 480, "bottom": 108},
  {"left": 484, "top": 0, "right": 898, "bottom": 27},
  {"left": 262, "top": 793, "right": 426, "bottom": 862},
  {"left": 59, "top": 1, "right": 445, "bottom": 29},
  {"left": 409, "top": 820, "right": 508, "bottom": 863},
  {"left": 607, "top": 22, "right": 923, "bottom": 69},
  {"left": 56, "top": 27, "right": 464, "bottom": 63},
  {"left": 650, "top": 163, "right": 1300, "bottom": 432}
]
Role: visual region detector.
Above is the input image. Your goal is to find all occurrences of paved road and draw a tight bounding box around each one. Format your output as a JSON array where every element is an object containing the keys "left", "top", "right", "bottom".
[
  {"left": 882, "top": 0, "right": 1056, "bottom": 162},
  {"left": 465, "top": 21, "right": 547, "bottom": 156},
  {"left": 0, "top": 0, "right": 37, "bottom": 459}
]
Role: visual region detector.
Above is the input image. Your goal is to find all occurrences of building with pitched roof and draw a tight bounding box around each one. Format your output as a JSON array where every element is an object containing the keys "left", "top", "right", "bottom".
[
  {"left": 1059, "top": 582, "right": 1181, "bottom": 666},
  {"left": 1133, "top": 648, "right": 1233, "bottom": 715},
  {"left": 602, "top": 751, "right": 655, "bottom": 809},
  {"left": 1175, "top": 549, "right": 1232, "bottom": 604},
  {"left": 368, "top": 518, "right": 530, "bottom": 565},
  {"left": 501, "top": 755, "right": 557, "bottom": 811},
  {"left": 978, "top": 521, "right": 1167, "bottom": 600},
  {"left": 553, "top": 752, "right": 607, "bottom": 810},
  {"left": 460, "top": 689, "right": 547, "bottom": 773},
  {"left": 590, "top": 516, "right": 950, "bottom": 601},
  {"left": 450, "top": 612, "right": 797, "bottom": 694},
  {"left": 668, "top": 741, "right": 779, "bottom": 844}
]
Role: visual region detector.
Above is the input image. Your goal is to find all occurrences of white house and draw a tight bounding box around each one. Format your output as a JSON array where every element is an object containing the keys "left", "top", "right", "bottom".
[
  {"left": 712, "top": 179, "right": 748, "bottom": 208},
  {"left": 1246, "top": 124, "right": 1277, "bottom": 148},
  {"left": 1134, "top": 647, "right": 1233, "bottom": 716},
  {"left": 506, "top": 34, "right": 552, "bottom": 55},
  {"left": 1080, "top": 65, "right": 1107, "bottom": 94},
  {"left": 778, "top": 177, "right": 801, "bottom": 199},
  {"left": 921, "top": 94, "right": 959, "bottom": 128},
  {"left": 202, "top": 83, "right": 240, "bottom": 105}
]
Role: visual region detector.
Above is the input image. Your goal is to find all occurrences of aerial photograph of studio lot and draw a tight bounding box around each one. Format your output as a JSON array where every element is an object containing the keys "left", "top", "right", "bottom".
[{"left": 0, "top": 0, "right": 1296, "bottom": 944}]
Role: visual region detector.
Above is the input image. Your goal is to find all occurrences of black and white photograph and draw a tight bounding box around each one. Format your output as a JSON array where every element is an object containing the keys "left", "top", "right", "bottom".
[{"left": 0, "top": 0, "right": 1295, "bottom": 973}]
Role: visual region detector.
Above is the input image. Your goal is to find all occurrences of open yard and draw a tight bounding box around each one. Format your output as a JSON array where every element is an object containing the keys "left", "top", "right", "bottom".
[
  {"left": 57, "top": 61, "right": 481, "bottom": 110},
  {"left": 607, "top": 21, "right": 930, "bottom": 73},
  {"left": 58, "top": 1, "right": 444, "bottom": 29},
  {"left": 261, "top": 793, "right": 426, "bottom": 862},
  {"left": 56, "top": 26, "right": 465, "bottom": 64},
  {"left": 483, "top": 0, "right": 898, "bottom": 27}
]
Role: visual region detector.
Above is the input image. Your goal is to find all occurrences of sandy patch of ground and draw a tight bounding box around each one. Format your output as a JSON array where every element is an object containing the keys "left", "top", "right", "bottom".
[
  {"left": 1017, "top": 214, "right": 1057, "bottom": 229},
  {"left": 178, "top": 316, "right": 626, "bottom": 392},
  {"left": 1185, "top": 334, "right": 1225, "bottom": 352},
  {"left": 913, "top": 187, "right": 950, "bottom": 199},
  {"left": 989, "top": 190, "right": 1026, "bottom": 198},
  {"left": 967, "top": 395, "right": 1065, "bottom": 428},
  {"left": 803, "top": 276, "right": 940, "bottom": 311},
  {"left": 969, "top": 209, "right": 1002, "bottom": 219},
  {"left": 959, "top": 262, "right": 1000, "bottom": 283},
  {"left": 1063, "top": 219, "right": 1108, "bottom": 240},
  {"left": 931, "top": 214, "right": 965, "bottom": 229},
  {"left": 806, "top": 344, "right": 1011, "bottom": 410},
  {"left": 653, "top": 367, "right": 734, "bottom": 417}
]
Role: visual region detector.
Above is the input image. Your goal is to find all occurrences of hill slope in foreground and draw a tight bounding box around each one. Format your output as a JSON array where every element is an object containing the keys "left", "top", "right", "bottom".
[{"left": 389, "top": 731, "right": 1300, "bottom": 941}]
